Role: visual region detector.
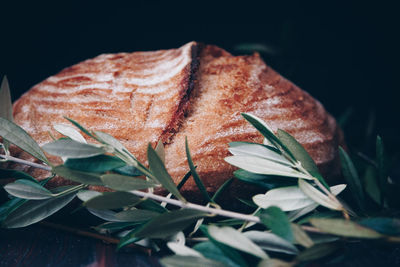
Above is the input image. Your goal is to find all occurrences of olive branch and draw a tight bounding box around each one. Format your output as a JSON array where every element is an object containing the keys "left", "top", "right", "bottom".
[{"left": 1, "top": 76, "right": 399, "bottom": 266}]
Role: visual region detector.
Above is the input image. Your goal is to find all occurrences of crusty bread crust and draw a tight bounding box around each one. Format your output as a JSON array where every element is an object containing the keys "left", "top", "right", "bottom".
[{"left": 9, "top": 42, "right": 343, "bottom": 199}]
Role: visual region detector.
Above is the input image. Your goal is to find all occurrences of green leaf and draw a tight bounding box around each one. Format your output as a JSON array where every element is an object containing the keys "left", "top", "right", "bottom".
[
  {"left": 65, "top": 155, "right": 126, "bottom": 172},
  {"left": 101, "top": 174, "right": 158, "bottom": 191},
  {"left": 147, "top": 144, "right": 185, "bottom": 201},
  {"left": 160, "top": 255, "right": 228, "bottom": 267},
  {"left": 276, "top": 129, "right": 319, "bottom": 174},
  {"left": 212, "top": 178, "right": 234, "bottom": 202},
  {"left": 0, "top": 168, "right": 37, "bottom": 182},
  {"left": 253, "top": 186, "right": 315, "bottom": 211},
  {"left": 167, "top": 242, "right": 203, "bottom": 257},
  {"left": 64, "top": 117, "right": 96, "bottom": 139},
  {"left": 94, "top": 131, "right": 126, "bottom": 151},
  {"left": 233, "top": 169, "right": 295, "bottom": 189},
  {"left": 95, "top": 221, "right": 140, "bottom": 232},
  {"left": 113, "top": 165, "right": 143, "bottom": 177},
  {"left": 241, "top": 113, "right": 295, "bottom": 160},
  {"left": 277, "top": 129, "right": 329, "bottom": 189},
  {"left": 200, "top": 226, "right": 248, "bottom": 267},
  {"left": 359, "top": 217, "right": 400, "bottom": 236},
  {"left": 193, "top": 242, "right": 242, "bottom": 267},
  {"left": 298, "top": 179, "right": 343, "bottom": 210},
  {"left": 53, "top": 123, "right": 87, "bottom": 143},
  {"left": 207, "top": 225, "right": 269, "bottom": 259},
  {"left": 84, "top": 191, "right": 141, "bottom": 210},
  {"left": 87, "top": 208, "right": 123, "bottom": 222},
  {"left": 115, "top": 209, "right": 159, "bottom": 222},
  {"left": 177, "top": 169, "right": 195, "bottom": 190},
  {"left": 0, "top": 117, "right": 49, "bottom": 164},
  {"left": 310, "top": 218, "right": 383, "bottom": 238},
  {"left": 155, "top": 140, "right": 165, "bottom": 164},
  {"left": 376, "top": 135, "right": 388, "bottom": 204},
  {"left": 291, "top": 223, "right": 314, "bottom": 248},
  {"left": 117, "top": 227, "right": 142, "bottom": 250},
  {"left": 185, "top": 137, "right": 212, "bottom": 203},
  {"left": 2, "top": 191, "right": 76, "bottom": 228},
  {"left": 136, "top": 199, "right": 168, "bottom": 213},
  {"left": 134, "top": 209, "right": 207, "bottom": 239},
  {"left": 53, "top": 165, "right": 103, "bottom": 185},
  {"left": 0, "top": 76, "right": 13, "bottom": 121},
  {"left": 259, "top": 206, "right": 294, "bottom": 242},
  {"left": 42, "top": 139, "right": 106, "bottom": 158},
  {"left": 0, "top": 76, "right": 13, "bottom": 151},
  {"left": 4, "top": 179, "right": 53, "bottom": 200},
  {"left": 339, "top": 147, "right": 366, "bottom": 211},
  {"left": 228, "top": 142, "right": 293, "bottom": 166},
  {"left": 0, "top": 197, "right": 27, "bottom": 222},
  {"left": 76, "top": 190, "right": 101, "bottom": 202},
  {"left": 225, "top": 156, "right": 312, "bottom": 179},
  {"left": 243, "top": 231, "right": 299, "bottom": 254},
  {"left": 296, "top": 242, "right": 339, "bottom": 262}
]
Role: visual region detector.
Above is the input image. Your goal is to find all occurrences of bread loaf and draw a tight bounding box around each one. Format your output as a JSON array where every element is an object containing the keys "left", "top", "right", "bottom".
[{"left": 11, "top": 42, "right": 343, "bottom": 197}]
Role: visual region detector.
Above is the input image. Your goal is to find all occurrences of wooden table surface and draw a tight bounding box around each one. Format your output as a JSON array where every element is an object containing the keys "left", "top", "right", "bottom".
[{"left": 0, "top": 224, "right": 160, "bottom": 267}]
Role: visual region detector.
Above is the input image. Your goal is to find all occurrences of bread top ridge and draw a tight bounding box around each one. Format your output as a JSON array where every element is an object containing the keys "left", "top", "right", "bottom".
[{"left": 11, "top": 41, "right": 343, "bottom": 191}]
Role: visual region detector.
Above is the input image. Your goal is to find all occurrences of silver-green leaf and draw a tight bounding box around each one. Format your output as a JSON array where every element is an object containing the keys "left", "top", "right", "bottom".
[
  {"left": 207, "top": 225, "right": 269, "bottom": 259},
  {"left": 101, "top": 174, "right": 158, "bottom": 191},
  {"left": 4, "top": 179, "right": 53, "bottom": 200},
  {"left": 0, "top": 118, "right": 49, "bottom": 164},
  {"left": 42, "top": 139, "right": 106, "bottom": 158}
]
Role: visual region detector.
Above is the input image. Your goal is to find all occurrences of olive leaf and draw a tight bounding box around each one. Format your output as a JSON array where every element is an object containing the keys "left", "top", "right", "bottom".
[
  {"left": 253, "top": 186, "right": 315, "bottom": 211},
  {"left": 53, "top": 124, "right": 87, "bottom": 143},
  {"left": 133, "top": 209, "right": 207, "bottom": 239},
  {"left": 359, "top": 217, "right": 400, "bottom": 236},
  {"left": 185, "top": 137, "right": 212, "bottom": 203},
  {"left": 309, "top": 218, "right": 383, "bottom": 238},
  {"left": 83, "top": 191, "right": 141, "bottom": 210},
  {"left": 87, "top": 208, "right": 123, "bottom": 222},
  {"left": 233, "top": 169, "right": 296, "bottom": 189},
  {"left": 65, "top": 155, "right": 125, "bottom": 173},
  {"left": 147, "top": 143, "right": 185, "bottom": 202},
  {"left": 207, "top": 225, "right": 270, "bottom": 259},
  {"left": 228, "top": 142, "right": 293, "bottom": 166},
  {"left": 155, "top": 140, "right": 165, "bottom": 164},
  {"left": 2, "top": 191, "right": 77, "bottom": 228},
  {"left": 298, "top": 179, "right": 343, "bottom": 210},
  {"left": 225, "top": 156, "right": 312, "bottom": 180},
  {"left": 160, "top": 255, "right": 228, "bottom": 267},
  {"left": 115, "top": 209, "right": 160, "bottom": 222},
  {"left": 0, "top": 118, "right": 49, "bottom": 164},
  {"left": 193, "top": 241, "right": 242, "bottom": 267},
  {"left": 291, "top": 223, "right": 314, "bottom": 248},
  {"left": 42, "top": 139, "right": 106, "bottom": 158},
  {"left": 259, "top": 206, "right": 294, "bottom": 242},
  {"left": 243, "top": 231, "right": 299, "bottom": 254},
  {"left": 62, "top": 117, "right": 96, "bottom": 139},
  {"left": 4, "top": 179, "right": 53, "bottom": 200},
  {"left": 277, "top": 129, "right": 329, "bottom": 189},
  {"left": 167, "top": 242, "right": 204, "bottom": 257},
  {"left": 241, "top": 113, "right": 295, "bottom": 160},
  {"left": 76, "top": 190, "right": 101, "bottom": 202},
  {"left": 101, "top": 174, "right": 158, "bottom": 191},
  {"left": 339, "top": 147, "right": 366, "bottom": 211},
  {"left": 0, "top": 76, "right": 13, "bottom": 152},
  {"left": 53, "top": 165, "right": 103, "bottom": 185}
]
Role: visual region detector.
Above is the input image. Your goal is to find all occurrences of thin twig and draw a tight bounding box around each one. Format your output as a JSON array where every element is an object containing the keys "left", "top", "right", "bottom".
[
  {"left": 1, "top": 154, "right": 262, "bottom": 224},
  {"left": 130, "top": 190, "right": 262, "bottom": 224},
  {"left": 0, "top": 154, "right": 52, "bottom": 172}
]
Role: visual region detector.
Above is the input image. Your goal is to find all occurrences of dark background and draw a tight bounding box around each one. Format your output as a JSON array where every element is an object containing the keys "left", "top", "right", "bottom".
[{"left": 1, "top": 0, "right": 399, "bottom": 151}]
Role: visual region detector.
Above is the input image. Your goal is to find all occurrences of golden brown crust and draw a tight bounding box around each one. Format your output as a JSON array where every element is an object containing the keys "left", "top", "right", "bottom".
[{"left": 9, "top": 42, "right": 344, "bottom": 198}]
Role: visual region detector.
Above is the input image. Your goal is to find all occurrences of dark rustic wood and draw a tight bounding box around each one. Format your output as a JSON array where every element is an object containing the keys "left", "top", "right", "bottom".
[{"left": 0, "top": 224, "right": 160, "bottom": 267}]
